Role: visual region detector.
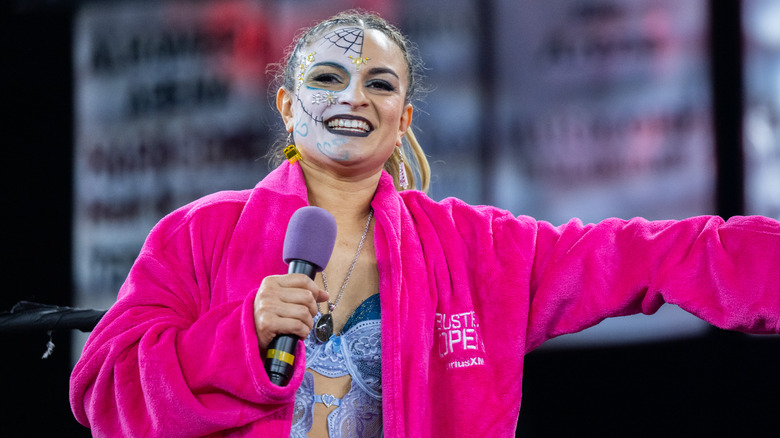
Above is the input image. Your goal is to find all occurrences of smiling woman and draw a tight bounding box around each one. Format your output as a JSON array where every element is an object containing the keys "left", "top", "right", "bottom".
[
  {"left": 68, "top": 9, "right": 780, "bottom": 438},
  {"left": 270, "top": 17, "right": 420, "bottom": 436}
]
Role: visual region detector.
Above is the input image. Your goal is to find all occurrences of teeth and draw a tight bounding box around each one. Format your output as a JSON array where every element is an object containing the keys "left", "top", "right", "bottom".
[{"left": 328, "top": 118, "right": 370, "bottom": 132}]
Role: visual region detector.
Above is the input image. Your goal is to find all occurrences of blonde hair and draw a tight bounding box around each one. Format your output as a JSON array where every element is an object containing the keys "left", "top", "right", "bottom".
[
  {"left": 269, "top": 10, "right": 431, "bottom": 192},
  {"left": 385, "top": 129, "right": 430, "bottom": 192}
]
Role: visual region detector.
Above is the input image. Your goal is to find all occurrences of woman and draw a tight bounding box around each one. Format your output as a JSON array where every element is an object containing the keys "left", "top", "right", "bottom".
[{"left": 70, "top": 10, "right": 780, "bottom": 437}]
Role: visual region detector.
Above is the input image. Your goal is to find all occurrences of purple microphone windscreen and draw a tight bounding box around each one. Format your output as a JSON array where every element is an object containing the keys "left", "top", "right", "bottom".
[{"left": 282, "top": 206, "right": 337, "bottom": 271}]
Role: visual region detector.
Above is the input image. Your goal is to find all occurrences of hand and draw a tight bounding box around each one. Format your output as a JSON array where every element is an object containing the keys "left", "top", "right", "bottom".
[{"left": 253, "top": 274, "right": 329, "bottom": 350}]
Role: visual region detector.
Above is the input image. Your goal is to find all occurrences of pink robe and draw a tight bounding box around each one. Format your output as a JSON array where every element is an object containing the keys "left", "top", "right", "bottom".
[{"left": 70, "top": 162, "right": 780, "bottom": 437}]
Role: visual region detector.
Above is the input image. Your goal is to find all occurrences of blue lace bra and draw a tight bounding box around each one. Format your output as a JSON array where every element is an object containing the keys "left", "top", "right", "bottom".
[{"left": 290, "top": 293, "right": 382, "bottom": 437}]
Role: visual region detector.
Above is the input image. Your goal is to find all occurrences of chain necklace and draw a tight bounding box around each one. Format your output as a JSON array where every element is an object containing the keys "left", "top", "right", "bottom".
[{"left": 314, "top": 208, "right": 374, "bottom": 342}]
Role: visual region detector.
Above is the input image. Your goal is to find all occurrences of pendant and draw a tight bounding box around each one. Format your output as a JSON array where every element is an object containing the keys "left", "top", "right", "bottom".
[{"left": 315, "top": 313, "right": 334, "bottom": 342}]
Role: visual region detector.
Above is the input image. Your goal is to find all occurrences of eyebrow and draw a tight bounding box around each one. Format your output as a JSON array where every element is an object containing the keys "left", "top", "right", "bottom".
[
  {"left": 309, "top": 61, "right": 349, "bottom": 72},
  {"left": 366, "top": 66, "right": 399, "bottom": 79}
]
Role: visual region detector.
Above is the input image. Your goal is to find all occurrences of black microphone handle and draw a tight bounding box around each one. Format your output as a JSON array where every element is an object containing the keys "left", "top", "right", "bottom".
[
  {"left": 265, "top": 259, "right": 317, "bottom": 386},
  {"left": 287, "top": 259, "right": 318, "bottom": 279}
]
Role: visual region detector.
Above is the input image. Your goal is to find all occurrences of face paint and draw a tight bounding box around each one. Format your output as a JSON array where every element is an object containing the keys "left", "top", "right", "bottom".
[
  {"left": 320, "top": 27, "right": 366, "bottom": 59},
  {"left": 349, "top": 55, "right": 370, "bottom": 71},
  {"left": 289, "top": 27, "right": 409, "bottom": 167},
  {"left": 312, "top": 91, "right": 339, "bottom": 105},
  {"left": 297, "top": 52, "right": 316, "bottom": 91},
  {"left": 319, "top": 27, "right": 371, "bottom": 72},
  {"left": 317, "top": 138, "right": 349, "bottom": 161}
]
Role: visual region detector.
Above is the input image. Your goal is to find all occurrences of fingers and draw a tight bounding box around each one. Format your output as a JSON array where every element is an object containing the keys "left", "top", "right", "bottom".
[
  {"left": 253, "top": 274, "right": 328, "bottom": 350},
  {"left": 313, "top": 287, "right": 330, "bottom": 304},
  {"left": 254, "top": 310, "right": 311, "bottom": 348}
]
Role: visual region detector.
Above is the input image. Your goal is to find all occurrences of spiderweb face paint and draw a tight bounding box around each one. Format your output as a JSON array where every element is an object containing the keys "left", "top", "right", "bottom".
[{"left": 320, "top": 27, "right": 370, "bottom": 70}]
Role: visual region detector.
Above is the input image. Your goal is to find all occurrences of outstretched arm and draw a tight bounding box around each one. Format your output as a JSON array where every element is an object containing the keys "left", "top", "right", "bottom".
[{"left": 525, "top": 215, "right": 780, "bottom": 351}]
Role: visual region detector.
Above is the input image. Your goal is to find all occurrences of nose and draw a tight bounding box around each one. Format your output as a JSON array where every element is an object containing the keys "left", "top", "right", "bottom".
[{"left": 338, "top": 81, "right": 369, "bottom": 109}]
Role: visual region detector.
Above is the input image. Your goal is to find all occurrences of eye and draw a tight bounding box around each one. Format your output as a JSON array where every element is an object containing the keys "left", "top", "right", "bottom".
[
  {"left": 304, "top": 64, "right": 349, "bottom": 92},
  {"left": 312, "top": 73, "right": 342, "bottom": 84},
  {"left": 367, "top": 79, "right": 396, "bottom": 92}
]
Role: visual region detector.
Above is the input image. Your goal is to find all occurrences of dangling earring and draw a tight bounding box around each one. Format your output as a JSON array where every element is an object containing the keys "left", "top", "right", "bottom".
[
  {"left": 283, "top": 133, "right": 302, "bottom": 164},
  {"left": 397, "top": 147, "right": 409, "bottom": 190}
]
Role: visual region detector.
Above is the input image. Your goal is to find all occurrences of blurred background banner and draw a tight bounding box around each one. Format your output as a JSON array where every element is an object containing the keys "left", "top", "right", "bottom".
[
  {"left": 400, "top": 0, "right": 485, "bottom": 203},
  {"left": 744, "top": 0, "right": 780, "bottom": 220},
  {"left": 73, "top": 0, "right": 275, "bottom": 312},
  {"left": 489, "top": 0, "right": 715, "bottom": 347},
  {"left": 492, "top": 0, "right": 713, "bottom": 224}
]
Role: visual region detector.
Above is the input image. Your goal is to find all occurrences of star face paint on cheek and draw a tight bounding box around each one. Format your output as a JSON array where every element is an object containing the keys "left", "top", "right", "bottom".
[{"left": 312, "top": 91, "right": 339, "bottom": 105}]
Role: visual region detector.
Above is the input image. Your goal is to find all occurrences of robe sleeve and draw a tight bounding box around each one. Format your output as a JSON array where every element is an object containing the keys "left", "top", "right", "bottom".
[
  {"left": 523, "top": 215, "right": 780, "bottom": 352},
  {"left": 69, "top": 200, "right": 302, "bottom": 437}
]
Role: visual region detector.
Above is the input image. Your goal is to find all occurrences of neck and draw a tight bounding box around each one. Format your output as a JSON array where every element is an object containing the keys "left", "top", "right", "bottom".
[{"left": 299, "top": 161, "right": 380, "bottom": 224}]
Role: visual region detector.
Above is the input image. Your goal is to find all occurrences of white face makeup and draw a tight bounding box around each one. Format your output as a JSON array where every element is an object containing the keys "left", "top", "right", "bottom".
[{"left": 288, "top": 27, "right": 410, "bottom": 169}]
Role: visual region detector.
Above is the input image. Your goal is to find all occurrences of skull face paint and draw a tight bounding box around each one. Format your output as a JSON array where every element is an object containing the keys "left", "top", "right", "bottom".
[
  {"left": 297, "top": 27, "right": 368, "bottom": 121},
  {"left": 289, "top": 27, "right": 410, "bottom": 169}
]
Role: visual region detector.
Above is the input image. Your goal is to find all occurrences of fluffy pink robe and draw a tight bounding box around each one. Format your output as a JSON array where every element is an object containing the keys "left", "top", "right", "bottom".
[{"left": 70, "top": 162, "right": 780, "bottom": 437}]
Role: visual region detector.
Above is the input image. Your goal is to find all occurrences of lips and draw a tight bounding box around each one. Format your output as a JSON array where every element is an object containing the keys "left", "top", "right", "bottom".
[{"left": 325, "top": 115, "right": 373, "bottom": 137}]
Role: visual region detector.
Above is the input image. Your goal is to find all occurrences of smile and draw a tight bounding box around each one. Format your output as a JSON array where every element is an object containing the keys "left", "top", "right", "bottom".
[{"left": 325, "top": 116, "right": 373, "bottom": 137}]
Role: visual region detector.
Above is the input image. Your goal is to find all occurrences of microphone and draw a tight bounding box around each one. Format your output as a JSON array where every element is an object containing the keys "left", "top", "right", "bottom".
[{"left": 265, "top": 206, "right": 337, "bottom": 386}]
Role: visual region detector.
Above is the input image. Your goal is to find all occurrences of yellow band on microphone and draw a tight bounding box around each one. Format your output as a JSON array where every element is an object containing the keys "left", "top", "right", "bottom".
[{"left": 267, "top": 349, "right": 295, "bottom": 365}]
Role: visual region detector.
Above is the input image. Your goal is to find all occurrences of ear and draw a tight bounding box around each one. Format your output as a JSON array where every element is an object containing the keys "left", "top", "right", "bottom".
[
  {"left": 396, "top": 103, "right": 414, "bottom": 147},
  {"left": 276, "top": 87, "right": 295, "bottom": 132}
]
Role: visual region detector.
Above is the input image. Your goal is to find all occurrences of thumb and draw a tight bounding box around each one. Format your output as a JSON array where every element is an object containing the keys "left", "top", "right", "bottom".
[{"left": 315, "top": 288, "right": 330, "bottom": 303}]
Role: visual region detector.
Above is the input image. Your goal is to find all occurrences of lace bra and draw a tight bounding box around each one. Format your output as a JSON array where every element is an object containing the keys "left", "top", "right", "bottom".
[{"left": 290, "top": 293, "right": 382, "bottom": 437}]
